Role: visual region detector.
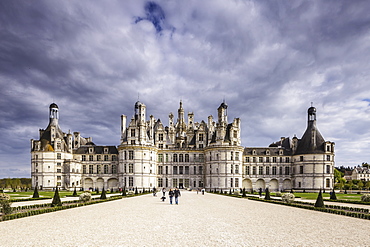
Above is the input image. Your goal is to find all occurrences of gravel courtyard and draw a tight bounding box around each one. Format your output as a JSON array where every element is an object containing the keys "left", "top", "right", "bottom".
[{"left": 1, "top": 190, "right": 370, "bottom": 246}]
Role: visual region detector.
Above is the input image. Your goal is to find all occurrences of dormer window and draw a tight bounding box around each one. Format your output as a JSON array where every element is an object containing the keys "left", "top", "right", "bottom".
[
  {"left": 279, "top": 150, "right": 283, "bottom": 155},
  {"left": 252, "top": 150, "right": 256, "bottom": 155},
  {"left": 266, "top": 150, "right": 270, "bottom": 155}
]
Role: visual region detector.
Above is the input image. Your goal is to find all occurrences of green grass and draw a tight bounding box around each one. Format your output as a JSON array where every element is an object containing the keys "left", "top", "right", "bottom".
[
  {"left": 5, "top": 190, "right": 119, "bottom": 199},
  {"left": 272, "top": 192, "right": 363, "bottom": 201}
]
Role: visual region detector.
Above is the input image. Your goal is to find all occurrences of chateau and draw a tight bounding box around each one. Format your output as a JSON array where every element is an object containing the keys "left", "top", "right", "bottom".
[{"left": 31, "top": 101, "right": 335, "bottom": 191}]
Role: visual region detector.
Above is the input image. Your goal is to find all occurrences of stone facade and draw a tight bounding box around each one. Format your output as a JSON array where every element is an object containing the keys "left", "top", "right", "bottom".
[{"left": 31, "top": 101, "right": 335, "bottom": 191}]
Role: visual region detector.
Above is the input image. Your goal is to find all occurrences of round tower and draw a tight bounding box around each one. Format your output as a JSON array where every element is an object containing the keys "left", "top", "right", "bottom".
[{"left": 49, "top": 103, "right": 59, "bottom": 126}]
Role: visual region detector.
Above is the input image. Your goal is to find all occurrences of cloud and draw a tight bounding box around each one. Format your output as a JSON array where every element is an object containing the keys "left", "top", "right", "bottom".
[{"left": 1, "top": 0, "right": 370, "bottom": 178}]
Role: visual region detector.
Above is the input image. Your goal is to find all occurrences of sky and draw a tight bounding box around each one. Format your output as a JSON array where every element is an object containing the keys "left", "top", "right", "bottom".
[{"left": 1, "top": 0, "right": 370, "bottom": 178}]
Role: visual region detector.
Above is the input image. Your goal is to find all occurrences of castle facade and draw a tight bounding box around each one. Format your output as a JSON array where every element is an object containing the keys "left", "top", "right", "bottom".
[{"left": 31, "top": 101, "right": 335, "bottom": 191}]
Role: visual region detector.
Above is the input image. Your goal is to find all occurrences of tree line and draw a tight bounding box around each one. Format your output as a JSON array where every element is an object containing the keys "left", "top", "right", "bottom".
[{"left": 0, "top": 178, "right": 31, "bottom": 189}]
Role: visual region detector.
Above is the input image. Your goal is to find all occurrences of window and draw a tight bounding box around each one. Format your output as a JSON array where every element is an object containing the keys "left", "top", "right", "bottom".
[
  {"left": 159, "top": 144, "right": 163, "bottom": 149},
  {"left": 266, "top": 157, "right": 270, "bottom": 162},
  {"left": 159, "top": 133, "right": 163, "bottom": 141},
  {"left": 158, "top": 166, "right": 163, "bottom": 174},
  {"left": 194, "top": 154, "right": 197, "bottom": 162},
  {"left": 300, "top": 166, "right": 304, "bottom": 174},
  {"left": 179, "top": 166, "right": 184, "bottom": 174},
  {"left": 57, "top": 163, "right": 61, "bottom": 166},
  {"left": 129, "top": 151, "right": 134, "bottom": 160},
  {"left": 173, "top": 166, "right": 178, "bottom": 175},
  {"left": 173, "top": 178, "right": 178, "bottom": 188},
  {"left": 231, "top": 178, "right": 233, "bottom": 187},
  {"left": 253, "top": 157, "right": 256, "bottom": 163},
  {"left": 173, "top": 154, "right": 178, "bottom": 162},
  {"left": 104, "top": 155, "right": 109, "bottom": 161},
  {"left": 280, "top": 157, "right": 283, "bottom": 163},
  {"left": 326, "top": 178, "right": 330, "bottom": 187},
  {"left": 158, "top": 178, "right": 163, "bottom": 187},
  {"left": 231, "top": 152, "right": 233, "bottom": 160},
  {"left": 259, "top": 166, "right": 263, "bottom": 175},
  {"left": 199, "top": 133, "right": 204, "bottom": 141},
  {"left": 185, "top": 154, "right": 189, "bottom": 162},
  {"left": 272, "top": 166, "right": 277, "bottom": 175},
  {"left": 279, "top": 167, "right": 282, "bottom": 175},
  {"left": 165, "top": 166, "right": 168, "bottom": 174},
  {"left": 235, "top": 165, "right": 239, "bottom": 174},
  {"left": 199, "top": 144, "right": 203, "bottom": 148},
  {"left": 259, "top": 157, "right": 263, "bottom": 162},
  {"left": 57, "top": 153, "right": 61, "bottom": 159},
  {"left": 246, "top": 166, "right": 250, "bottom": 175},
  {"left": 97, "top": 155, "right": 101, "bottom": 161},
  {"left": 112, "top": 165, "right": 117, "bottom": 174},
  {"left": 326, "top": 155, "right": 330, "bottom": 161},
  {"left": 97, "top": 165, "right": 101, "bottom": 174},
  {"left": 185, "top": 166, "right": 189, "bottom": 175},
  {"left": 89, "top": 165, "right": 93, "bottom": 174},
  {"left": 272, "top": 157, "right": 277, "bottom": 162},
  {"left": 286, "top": 157, "right": 290, "bottom": 163},
  {"left": 252, "top": 166, "right": 256, "bottom": 175},
  {"left": 179, "top": 154, "right": 184, "bottom": 162},
  {"left": 266, "top": 166, "right": 270, "bottom": 175},
  {"left": 131, "top": 140, "right": 136, "bottom": 145},
  {"left": 326, "top": 145, "right": 330, "bottom": 152},
  {"left": 199, "top": 166, "right": 203, "bottom": 175},
  {"left": 89, "top": 155, "right": 93, "bottom": 161},
  {"left": 158, "top": 154, "right": 163, "bottom": 162},
  {"left": 104, "top": 165, "right": 109, "bottom": 174},
  {"left": 112, "top": 155, "right": 117, "bottom": 161},
  {"left": 129, "top": 177, "right": 133, "bottom": 187},
  {"left": 298, "top": 182, "right": 301, "bottom": 188},
  {"left": 83, "top": 165, "right": 86, "bottom": 174},
  {"left": 300, "top": 156, "right": 304, "bottom": 161},
  {"left": 199, "top": 154, "right": 204, "bottom": 162},
  {"left": 128, "top": 164, "right": 134, "bottom": 173},
  {"left": 235, "top": 178, "right": 239, "bottom": 188},
  {"left": 131, "top": 129, "right": 135, "bottom": 137},
  {"left": 234, "top": 130, "right": 237, "bottom": 138},
  {"left": 285, "top": 167, "right": 290, "bottom": 175},
  {"left": 82, "top": 155, "right": 86, "bottom": 161},
  {"left": 57, "top": 169, "right": 61, "bottom": 173},
  {"left": 246, "top": 157, "right": 250, "bottom": 162},
  {"left": 326, "top": 165, "right": 330, "bottom": 174},
  {"left": 193, "top": 166, "right": 196, "bottom": 174}
]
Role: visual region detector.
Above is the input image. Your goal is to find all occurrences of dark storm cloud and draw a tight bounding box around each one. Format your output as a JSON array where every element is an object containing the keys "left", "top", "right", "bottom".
[{"left": 1, "top": 0, "right": 370, "bottom": 178}]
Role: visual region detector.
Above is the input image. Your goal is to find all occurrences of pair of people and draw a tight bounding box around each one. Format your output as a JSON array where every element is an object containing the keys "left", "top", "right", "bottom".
[{"left": 168, "top": 188, "right": 181, "bottom": 205}]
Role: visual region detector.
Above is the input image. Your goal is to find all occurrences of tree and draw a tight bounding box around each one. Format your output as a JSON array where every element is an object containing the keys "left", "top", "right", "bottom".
[
  {"left": 358, "top": 181, "right": 364, "bottom": 192},
  {"left": 330, "top": 188, "right": 337, "bottom": 200},
  {"left": 72, "top": 186, "right": 78, "bottom": 197},
  {"left": 348, "top": 180, "right": 354, "bottom": 193},
  {"left": 365, "top": 181, "right": 370, "bottom": 191},
  {"left": 135, "top": 187, "right": 138, "bottom": 195},
  {"left": 51, "top": 186, "right": 62, "bottom": 207},
  {"left": 32, "top": 184, "right": 39, "bottom": 198},
  {"left": 334, "top": 168, "right": 344, "bottom": 184},
  {"left": 264, "top": 187, "right": 271, "bottom": 200},
  {"left": 314, "top": 189, "right": 325, "bottom": 208},
  {"left": 100, "top": 187, "right": 107, "bottom": 200}
]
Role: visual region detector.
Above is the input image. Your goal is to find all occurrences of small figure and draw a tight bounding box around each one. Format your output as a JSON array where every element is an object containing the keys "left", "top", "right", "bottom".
[
  {"left": 161, "top": 187, "right": 166, "bottom": 202},
  {"left": 174, "top": 188, "right": 181, "bottom": 204},
  {"left": 153, "top": 187, "right": 157, "bottom": 196},
  {"left": 169, "top": 189, "right": 174, "bottom": 204},
  {"left": 201, "top": 188, "right": 205, "bottom": 195}
]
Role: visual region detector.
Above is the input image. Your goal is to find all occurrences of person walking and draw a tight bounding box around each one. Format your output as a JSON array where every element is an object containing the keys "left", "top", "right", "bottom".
[
  {"left": 161, "top": 187, "right": 166, "bottom": 202},
  {"left": 169, "top": 189, "right": 174, "bottom": 205},
  {"left": 153, "top": 187, "right": 157, "bottom": 196},
  {"left": 174, "top": 187, "right": 181, "bottom": 205}
]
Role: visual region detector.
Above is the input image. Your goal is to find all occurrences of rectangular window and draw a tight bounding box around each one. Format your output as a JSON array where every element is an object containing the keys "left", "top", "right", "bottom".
[
  {"left": 252, "top": 166, "right": 256, "bottom": 175},
  {"left": 57, "top": 169, "right": 61, "bottom": 173},
  {"left": 112, "top": 155, "right": 117, "bottom": 161},
  {"left": 199, "top": 133, "right": 204, "bottom": 141},
  {"left": 300, "top": 166, "right": 304, "bottom": 174},
  {"left": 89, "top": 155, "right": 93, "bottom": 161},
  {"left": 199, "top": 154, "right": 204, "bottom": 162},
  {"left": 158, "top": 166, "right": 163, "bottom": 175},
  {"left": 326, "top": 165, "right": 330, "bottom": 174},
  {"left": 300, "top": 156, "right": 304, "bottom": 161},
  {"left": 259, "top": 166, "right": 263, "bottom": 175},
  {"left": 129, "top": 164, "right": 134, "bottom": 173},
  {"left": 165, "top": 166, "right": 168, "bottom": 174},
  {"left": 236, "top": 152, "right": 240, "bottom": 161},
  {"left": 159, "top": 133, "right": 163, "bottom": 141},
  {"left": 235, "top": 178, "right": 239, "bottom": 188},
  {"left": 104, "top": 165, "right": 109, "bottom": 174},
  {"left": 279, "top": 167, "right": 282, "bottom": 175},
  {"left": 259, "top": 157, "right": 263, "bottom": 162},
  {"left": 129, "top": 177, "right": 133, "bottom": 187},
  {"left": 179, "top": 154, "right": 184, "bottom": 162},
  {"left": 104, "top": 155, "right": 109, "bottom": 161},
  {"left": 246, "top": 166, "right": 250, "bottom": 175},
  {"left": 129, "top": 151, "right": 134, "bottom": 160},
  {"left": 179, "top": 166, "right": 184, "bottom": 174},
  {"left": 158, "top": 154, "right": 163, "bottom": 162},
  {"left": 231, "top": 165, "right": 233, "bottom": 174},
  {"left": 231, "top": 178, "right": 233, "bottom": 187},
  {"left": 285, "top": 166, "right": 290, "bottom": 175},
  {"left": 286, "top": 157, "right": 290, "bottom": 163},
  {"left": 173, "top": 178, "right": 178, "bottom": 187},
  {"left": 185, "top": 154, "right": 189, "bottom": 162},
  {"left": 193, "top": 166, "right": 196, "bottom": 174},
  {"left": 231, "top": 152, "right": 233, "bottom": 160},
  {"left": 326, "top": 155, "right": 330, "bottom": 161},
  {"left": 159, "top": 144, "right": 163, "bottom": 148},
  {"left": 253, "top": 157, "right": 256, "bottom": 163},
  {"left": 97, "top": 155, "right": 101, "bottom": 161},
  {"left": 273, "top": 157, "right": 277, "bottom": 162},
  {"left": 266, "top": 166, "right": 270, "bottom": 175},
  {"left": 185, "top": 179, "right": 190, "bottom": 188},
  {"left": 173, "top": 154, "right": 178, "bottom": 162},
  {"left": 185, "top": 166, "right": 189, "bottom": 175},
  {"left": 158, "top": 178, "right": 163, "bottom": 187},
  {"left": 199, "top": 166, "right": 203, "bottom": 175},
  {"left": 272, "top": 166, "right": 277, "bottom": 175},
  {"left": 82, "top": 155, "right": 86, "bottom": 161},
  {"left": 266, "top": 157, "right": 270, "bottom": 162},
  {"left": 57, "top": 163, "right": 61, "bottom": 166},
  {"left": 97, "top": 165, "right": 101, "bottom": 174},
  {"left": 234, "top": 130, "right": 237, "bottom": 138},
  {"left": 246, "top": 157, "right": 250, "bottom": 162},
  {"left": 89, "top": 165, "right": 93, "bottom": 174},
  {"left": 235, "top": 165, "right": 239, "bottom": 174},
  {"left": 173, "top": 166, "right": 178, "bottom": 175},
  {"left": 131, "top": 129, "right": 135, "bottom": 137},
  {"left": 83, "top": 165, "right": 86, "bottom": 174},
  {"left": 57, "top": 153, "right": 61, "bottom": 159},
  {"left": 112, "top": 165, "right": 117, "bottom": 174},
  {"left": 57, "top": 175, "right": 62, "bottom": 180}
]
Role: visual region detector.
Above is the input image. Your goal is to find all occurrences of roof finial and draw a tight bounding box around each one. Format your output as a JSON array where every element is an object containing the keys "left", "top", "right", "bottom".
[
  {"left": 137, "top": 93, "right": 140, "bottom": 101},
  {"left": 311, "top": 102, "right": 313, "bottom": 107}
]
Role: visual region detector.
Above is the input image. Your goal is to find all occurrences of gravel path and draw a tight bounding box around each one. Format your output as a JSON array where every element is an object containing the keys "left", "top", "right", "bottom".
[{"left": 1, "top": 191, "right": 370, "bottom": 246}]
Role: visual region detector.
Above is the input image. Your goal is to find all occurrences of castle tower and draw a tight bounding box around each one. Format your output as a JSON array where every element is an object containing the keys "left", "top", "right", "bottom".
[{"left": 49, "top": 103, "right": 59, "bottom": 126}]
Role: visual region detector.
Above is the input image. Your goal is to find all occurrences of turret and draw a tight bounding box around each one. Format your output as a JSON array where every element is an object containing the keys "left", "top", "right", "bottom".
[
  {"left": 49, "top": 103, "right": 59, "bottom": 126},
  {"left": 217, "top": 101, "right": 228, "bottom": 124}
]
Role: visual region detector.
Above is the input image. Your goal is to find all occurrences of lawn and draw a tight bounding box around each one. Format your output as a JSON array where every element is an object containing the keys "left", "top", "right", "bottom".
[
  {"left": 5, "top": 190, "right": 116, "bottom": 199},
  {"left": 273, "top": 192, "right": 363, "bottom": 201}
]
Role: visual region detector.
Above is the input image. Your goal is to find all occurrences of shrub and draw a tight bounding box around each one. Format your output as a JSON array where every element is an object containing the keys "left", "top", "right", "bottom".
[
  {"left": 72, "top": 187, "right": 78, "bottom": 197},
  {"left": 275, "top": 192, "right": 282, "bottom": 197},
  {"left": 0, "top": 193, "right": 13, "bottom": 215},
  {"left": 51, "top": 186, "right": 62, "bottom": 207},
  {"left": 264, "top": 188, "right": 271, "bottom": 200},
  {"left": 314, "top": 189, "right": 325, "bottom": 208},
  {"left": 79, "top": 192, "right": 92, "bottom": 202},
  {"left": 100, "top": 188, "right": 107, "bottom": 200},
  {"left": 361, "top": 194, "right": 370, "bottom": 202},
  {"left": 282, "top": 193, "right": 295, "bottom": 203},
  {"left": 330, "top": 189, "right": 337, "bottom": 200},
  {"left": 32, "top": 186, "right": 39, "bottom": 198},
  {"left": 127, "top": 191, "right": 134, "bottom": 196},
  {"left": 233, "top": 191, "right": 240, "bottom": 196}
]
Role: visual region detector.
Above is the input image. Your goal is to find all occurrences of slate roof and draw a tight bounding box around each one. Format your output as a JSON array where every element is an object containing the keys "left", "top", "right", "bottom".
[
  {"left": 74, "top": 145, "right": 118, "bottom": 154},
  {"left": 295, "top": 122, "right": 326, "bottom": 155}
]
